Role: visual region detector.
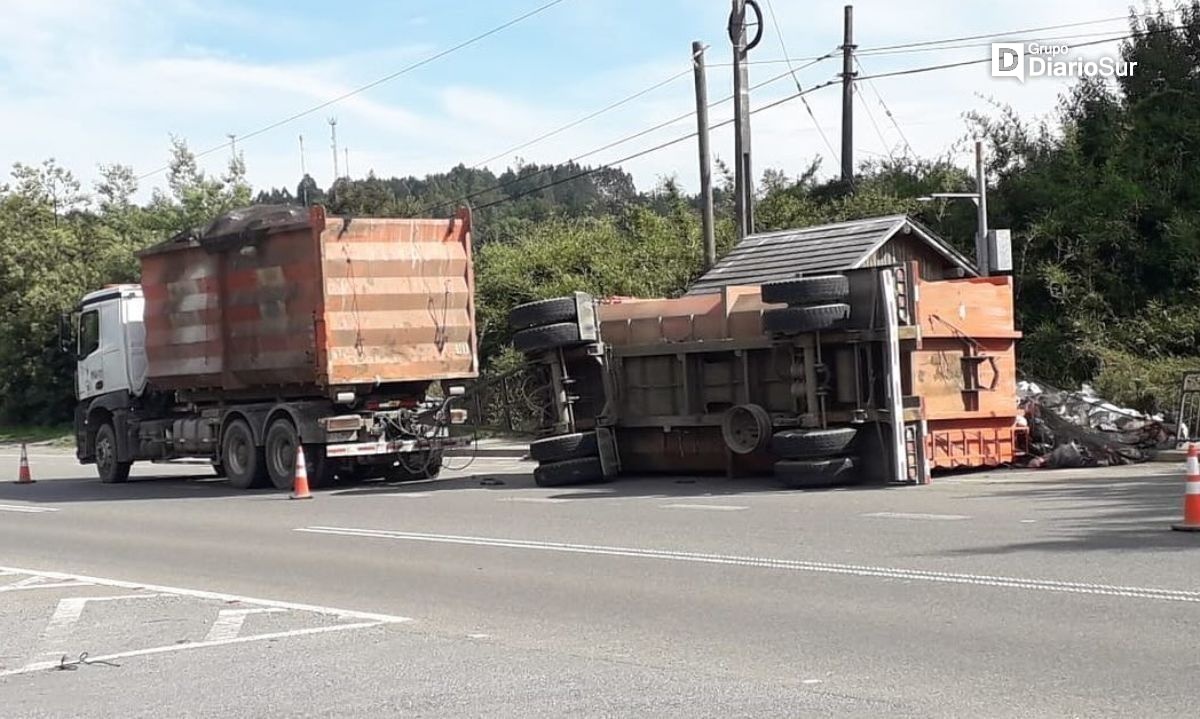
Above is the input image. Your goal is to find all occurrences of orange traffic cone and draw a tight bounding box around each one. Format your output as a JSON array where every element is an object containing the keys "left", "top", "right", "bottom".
[
  {"left": 1172, "top": 444, "right": 1200, "bottom": 532},
  {"left": 15, "top": 444, "right": 33, "bottom": 484},
  {"left": 290, "top": 446, "right": 313, "bottom": 500}
]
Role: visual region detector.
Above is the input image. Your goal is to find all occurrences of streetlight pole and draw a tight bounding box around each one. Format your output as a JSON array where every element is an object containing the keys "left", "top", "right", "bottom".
[
  {"left": 973, "top": 139, "right": 989, "bottom": 276},
  {"left": 917, "top": 139, "right": 990, "bottom": 276}
]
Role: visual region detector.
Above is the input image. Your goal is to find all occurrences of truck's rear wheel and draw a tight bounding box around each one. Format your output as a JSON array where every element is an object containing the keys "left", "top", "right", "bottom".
[
  {"left": 95, "top": 423, "right": 131, "bottom": 484},
  {"left": 265, "top": 418, "right": 301, "bottom": 491},
  {"left": 223, "top": 419, "right": 267, "bottom": 490}
]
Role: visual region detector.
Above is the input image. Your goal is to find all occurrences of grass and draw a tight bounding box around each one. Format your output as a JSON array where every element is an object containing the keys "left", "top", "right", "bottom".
[{"left": 0, "top": 424, "right": 73, "bottom": 447}]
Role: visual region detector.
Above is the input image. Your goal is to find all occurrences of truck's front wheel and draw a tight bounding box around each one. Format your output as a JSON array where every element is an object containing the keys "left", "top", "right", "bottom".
[
  {"left": 95, "top": 423, "right": 131, "bottom": 484},
  {"left": 223, "top": 420, "right": 267, "bottom": 490}
]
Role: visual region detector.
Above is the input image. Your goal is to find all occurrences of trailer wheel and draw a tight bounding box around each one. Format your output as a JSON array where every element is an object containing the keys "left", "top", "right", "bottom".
[
  {"left": 530, "top": 432, "right": 598, "bottom": 463},
  {"left": 770, "top": 427, "right": 857, "bottom": 459},
  {"left": 775, "top": 457, "right": 858, "bottom": 489},
  {"left": 265, "top": 418, "right": 301, "bottom": 491},
  {"left": 720, "top": 404, "right": 772, "bottom": 455},
  {"left": 509, "top": 297, "right": 578, "bottom": 331},
  {"left": 303, "top": 445, "right": 336, "bottom": 488},
  {"left": 95, "top": 422, "right": 131, "bottom": 484},
  {"left": 762, "top": 303, "right": 850, "bottom": 334},
  {"left": 223, "top": 419, "right": 267, "bottom": 490},
  {"left": 761, "top": 275, "right": 849, "bottom": 306},
  {"left": 533, "top": 456, "right": 605, "bottom": 487},
  {"left": 512, "top": 322, "right": 585, "bottom": 354}
]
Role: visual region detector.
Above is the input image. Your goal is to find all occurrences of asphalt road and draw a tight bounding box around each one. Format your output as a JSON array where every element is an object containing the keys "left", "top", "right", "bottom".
[{"left": 0, "top": 447, "right": 1197, "bottom": 717}]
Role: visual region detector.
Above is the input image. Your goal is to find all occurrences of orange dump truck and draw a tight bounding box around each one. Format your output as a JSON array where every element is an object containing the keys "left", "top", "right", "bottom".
[
  {"left": 69, "top": 205, "right": 477, "bottom": 489},
  {"left": 506, "top": 216, "right": 1023, "bottom": 488}
]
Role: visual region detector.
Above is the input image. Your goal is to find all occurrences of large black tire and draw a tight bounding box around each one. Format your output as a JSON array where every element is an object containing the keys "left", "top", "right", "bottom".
[
  {"left": 770, "top": 427, "right": 857, "bottom": 459},
  {"left": 529, "top": 432, "right": 598, "bottom": 463},
  {"left": 95, "top": 422, "right": 131, "bottom": 484},
  {"left": 264, "top": 418, "right": 300, "bottom": 491},
  {"left": 509, "top": 297, "right": 578, "bottom": 331},
  {"left": 533, "top": 456, "right": 605, "bottom": 487},
  {"left": 761, "top": 275, "right": 849, "bottom": 306},
  {"left": 386, "top": 451, "right": 444, "bottom": 481},
  {"left": 512, "top": 322, "right": 584, "bottom": 354},
  {"left": 222, "top": 419, "right": 267, "bottom": 490},
  {"left": 775, "top": 457, "right": 858, "bottom": 489},
  {"left": 762, "top": 303, "right": 850, "bottom": 334}
]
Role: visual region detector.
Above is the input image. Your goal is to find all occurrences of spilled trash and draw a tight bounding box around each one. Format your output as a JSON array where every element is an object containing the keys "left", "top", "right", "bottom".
[{"left": 1018, "top": 381, "right": 1172, "bottom": 467}]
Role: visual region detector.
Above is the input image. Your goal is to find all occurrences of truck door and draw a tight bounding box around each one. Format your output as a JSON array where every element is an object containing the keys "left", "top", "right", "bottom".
[
  {"left": 77, "top": 299, "right": 131, "bottom": 400},
  {"left": 77, "top": 308, "right": 101, "bottom": 399}
]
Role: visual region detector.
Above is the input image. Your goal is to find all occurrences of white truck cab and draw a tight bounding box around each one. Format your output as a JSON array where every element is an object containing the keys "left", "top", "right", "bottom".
[{"left": 75, "top": 284, "right": 148, "bottom": 402}]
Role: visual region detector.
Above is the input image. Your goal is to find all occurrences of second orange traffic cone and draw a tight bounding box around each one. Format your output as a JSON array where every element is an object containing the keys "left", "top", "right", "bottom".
[
  {"left": 290, "top": 446, "right": 313, "bottom": 500},
  {"left": 15, "top": 443, "right": 33, "bottom": 484},
  {"left": 1172, "top": 444, "right": 1200, "bottom": 532}
]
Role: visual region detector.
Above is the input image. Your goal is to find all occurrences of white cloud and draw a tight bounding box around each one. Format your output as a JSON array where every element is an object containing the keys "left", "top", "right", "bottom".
[{"left": 0, "top": 0, "right": 1151, "bottom": 203}]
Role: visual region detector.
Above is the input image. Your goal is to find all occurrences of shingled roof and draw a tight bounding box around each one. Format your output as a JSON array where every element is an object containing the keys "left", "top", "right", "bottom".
[{"left": 687, "top": 214, "right": 976, "bottom": 295}]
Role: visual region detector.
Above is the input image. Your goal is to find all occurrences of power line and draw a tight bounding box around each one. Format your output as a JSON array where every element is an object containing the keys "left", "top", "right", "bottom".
[
  {"left": 474, "top": 78, "right": 843, "bottom": 211},
  {"left": 854, "top": 25, "right": 1183, "bottom": 83},
  {"left": 762, "top": 0, "right": 839, "bottom": 166},
  {"left": 423, "top": 51, "right": 838, "bottom": 214},
  {"left": 857, "top": 23, "right": 1160, "bottom": 58},
  {"left": 471, "top": 62, "right": 697, "bottom": 169},
  {"left": 855, "top": 84, "right": 894, "bottom": 162},
  {"left": 854, "top": 57, "right": 913, "bottom": 157},
  {"left": 135, "top": 0, "right": 571, "bottom": 181},
  {"left": 467, "top": 23, "right": 1182, "bottom": 214},
  {"left": 857, "top": 13, "right": 1137, "bottom": 54}
]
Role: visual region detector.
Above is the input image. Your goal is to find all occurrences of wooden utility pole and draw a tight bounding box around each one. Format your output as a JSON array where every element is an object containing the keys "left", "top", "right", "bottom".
[
  {"left": 693, "top": 41, "right": 716, "bottom": 270},
  {"left": 840, "top": 4, "right": 856, "bottom": 184}
]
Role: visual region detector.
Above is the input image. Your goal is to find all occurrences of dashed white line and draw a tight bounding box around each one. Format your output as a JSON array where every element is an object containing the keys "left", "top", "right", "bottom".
[
  {"left": 500, "top": 497, "right": 571, "bottom": 504},
  {"left": 0, "top": 503, "right": 58, "bottom": 514},
  {"left": 662, "top": 503, "right": 748, "bottom": 512},
  {"left": 861, "top": 512, "right": 971, "bottom": 521},
  {"left": 204, "top": 607, "right": 288, "bottom": 642},
  {"left": 297, "top": 526, "right": 1200, "bottom": 604}
]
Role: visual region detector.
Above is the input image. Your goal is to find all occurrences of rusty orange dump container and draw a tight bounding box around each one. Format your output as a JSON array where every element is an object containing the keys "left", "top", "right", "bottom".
[{"left": 138, "top": 206, "right": 477, "bottom": 396}]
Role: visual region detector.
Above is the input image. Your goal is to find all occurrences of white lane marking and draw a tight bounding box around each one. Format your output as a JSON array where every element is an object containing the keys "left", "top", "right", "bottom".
[
  {"left": 37, "top": 594, "right": 161, "bottom": 656},
  {"left": 204, "top": 607, "right": 288, "bottom": 642},
  {"left": 2, "top": 622, "right": 384, "bottom": 677},
  {"left": 298, "top": 526, "right": 1200, "bottom": 605},
  {"left": 861, "top": 512, "right": 971, "bottom": 521},
  {"left": 0, "top": 504, "right": 58, "bottom": 514},
  {"left": 802, "top": 679, "right": 823, "bottom": 685},
  {"left": 662, "top": 503, "right": 748, "bottom": 512},
  {"left": 500, "top": 497, "right": 571, "bottom": 504},
  {"left": 380, "top": 492, "right": 432, "bottom": 498},
  {"left": 0, "top": 575, "right": 93, "bottom": 593},
  {"left": 0, "top": 566, "right": 412, "bottom": 624}
]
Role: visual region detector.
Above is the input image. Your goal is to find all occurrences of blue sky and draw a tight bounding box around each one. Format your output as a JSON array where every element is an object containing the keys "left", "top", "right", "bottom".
[{"left": 0, "top": 0, "right": 1150, "bottom": 200}]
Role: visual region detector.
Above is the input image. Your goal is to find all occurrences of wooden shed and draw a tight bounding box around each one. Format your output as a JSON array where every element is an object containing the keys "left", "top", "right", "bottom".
[{"left": 688, "top": 215, "right": 976, "bottom": 295}]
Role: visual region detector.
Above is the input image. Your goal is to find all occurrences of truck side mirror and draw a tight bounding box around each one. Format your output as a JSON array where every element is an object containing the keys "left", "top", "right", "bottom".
[{"left": 59, "top": 312, "right": 74, "bottom": 356}]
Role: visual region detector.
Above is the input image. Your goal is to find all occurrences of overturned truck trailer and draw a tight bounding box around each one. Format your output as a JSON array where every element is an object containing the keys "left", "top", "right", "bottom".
[{"left": 508, "top": 221, "right": 1024, "bottom": 488}]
